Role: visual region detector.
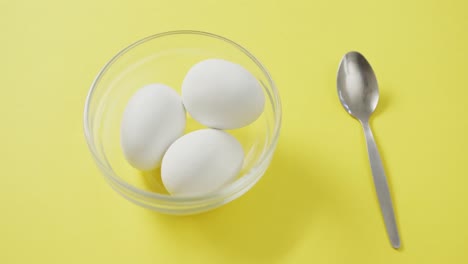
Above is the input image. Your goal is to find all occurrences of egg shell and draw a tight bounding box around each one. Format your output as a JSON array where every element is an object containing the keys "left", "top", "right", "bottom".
[
  {"left": 161, "top": 129, "right": 244, "bottom": 196},
  {"left": 121, "top": 84, "right": 186, "bottom": 171},
  {"left": 182, "top": 59, "right": 265, "bottom": 129}
]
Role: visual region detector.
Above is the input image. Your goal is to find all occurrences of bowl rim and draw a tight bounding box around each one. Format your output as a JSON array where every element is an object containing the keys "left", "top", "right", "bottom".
[{"left": 83, "top": 30, "right": 282, "bottom": 204}]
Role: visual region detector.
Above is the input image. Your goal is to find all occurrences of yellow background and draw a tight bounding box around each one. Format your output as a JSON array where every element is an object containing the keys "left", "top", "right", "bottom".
[{"left": 1, "top": 0, "right": 468, "bottom": 263}]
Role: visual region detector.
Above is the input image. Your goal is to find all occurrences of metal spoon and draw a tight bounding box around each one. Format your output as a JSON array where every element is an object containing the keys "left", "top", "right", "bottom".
[{"left": 337, "top": 51, "right": 400, "bottom": 249}]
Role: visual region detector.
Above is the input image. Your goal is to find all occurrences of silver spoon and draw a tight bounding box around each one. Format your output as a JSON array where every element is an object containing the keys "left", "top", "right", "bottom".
[{"left": 337, "top": 51, "right": 400, "bottom": 249}]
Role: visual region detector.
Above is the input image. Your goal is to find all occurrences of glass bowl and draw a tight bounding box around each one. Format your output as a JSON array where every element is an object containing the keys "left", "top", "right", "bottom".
[{"left": 83, "top": 30, "right": 281, "bottom": 215}]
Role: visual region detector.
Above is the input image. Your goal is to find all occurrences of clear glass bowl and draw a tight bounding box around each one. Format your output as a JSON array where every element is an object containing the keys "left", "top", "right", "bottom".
[{"left": 83, "top": 31, "right": 282, "bottom": 215}]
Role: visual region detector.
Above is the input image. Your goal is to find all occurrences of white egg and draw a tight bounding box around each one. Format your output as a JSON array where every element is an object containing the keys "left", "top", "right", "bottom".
[
  {"left": 121, "top": 84, "right": 186, "bottom": 171},
  {"left": 182, "top": 59, "right": 265, "bottom": 129},
  {"left": 161, "top": 129, "right": 244, "bottom": 196}
]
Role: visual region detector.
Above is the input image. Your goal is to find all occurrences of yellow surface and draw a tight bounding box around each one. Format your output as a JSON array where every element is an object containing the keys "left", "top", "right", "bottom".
[{"left": 1, "top": 0, "right": 468, "bottom": 263}]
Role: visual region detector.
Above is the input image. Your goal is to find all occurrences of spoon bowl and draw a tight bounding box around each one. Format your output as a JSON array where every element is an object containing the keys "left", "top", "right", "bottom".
[{"left": 337, "top": 51, "right": 379, "bottom": 121}]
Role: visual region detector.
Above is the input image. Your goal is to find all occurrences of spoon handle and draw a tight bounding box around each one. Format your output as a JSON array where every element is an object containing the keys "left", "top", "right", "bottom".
[{"left": 361, "top": 121, "right": 400, "bottom": 249}]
